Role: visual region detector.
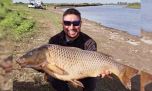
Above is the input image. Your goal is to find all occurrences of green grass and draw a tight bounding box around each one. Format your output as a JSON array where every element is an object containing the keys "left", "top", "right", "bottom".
[
  {"left": 11, "top": 4, "right": 61, "bottom": 30},
  {"left": 0, "top": 11, "right": 23, "bottom": 28},
  {"left": 127, "top": 3, "right": 141, "bottom": 9},
  {"left": 0, "top": 1, "right": 63, "bottom": 41},
  {"left": 0, "top": 7, "right": 8, "bottom": 20},
  {"left": 13, "top": 19, "right": 35, "bottom": 40},
  {"left": 0, "top": 2, "right": 35, "bottom": 41},
  {"left": 0, "top": 11, "right": 35, "bottom": 41},
  {"left": 0, "top": 0, "right": 11, "bottom": 20}
]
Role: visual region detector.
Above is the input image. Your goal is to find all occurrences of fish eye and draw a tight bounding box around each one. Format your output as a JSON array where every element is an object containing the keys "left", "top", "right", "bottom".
[
  {"left": 24, "top": 51, "right": 33, "bottom": 57},
  {"left": 28, "top": 52, "right": 33, "bottom": 56}
]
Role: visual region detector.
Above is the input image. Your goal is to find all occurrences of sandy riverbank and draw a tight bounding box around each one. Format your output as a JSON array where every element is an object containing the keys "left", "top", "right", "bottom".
[{"left": 81, "top": 18, "right": 152, "bottom": 74}]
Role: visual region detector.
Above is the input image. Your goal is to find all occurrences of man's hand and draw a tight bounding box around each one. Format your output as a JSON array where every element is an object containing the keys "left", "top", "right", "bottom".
[{"left": 99, "top": 70, "right": 112, "bottom": 78}]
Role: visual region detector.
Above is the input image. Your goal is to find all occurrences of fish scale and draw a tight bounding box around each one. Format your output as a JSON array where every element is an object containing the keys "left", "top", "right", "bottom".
[
  {"left": 47, "top": 44, "right": 121, "bottom": 79},
  {"left": 17, "top": 44, "right": 138, "bottom": 89}
]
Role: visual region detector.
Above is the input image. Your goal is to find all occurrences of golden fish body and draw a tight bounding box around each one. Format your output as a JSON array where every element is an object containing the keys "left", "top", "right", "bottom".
[{"left": 17, "top": 44, "right": 138, "bottom": 88}]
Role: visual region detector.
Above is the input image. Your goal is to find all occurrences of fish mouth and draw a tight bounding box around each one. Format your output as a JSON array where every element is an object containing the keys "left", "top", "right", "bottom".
[
  {"left": 16, "top": 58, "right": 21, "bottom": 64},
  {"left": 16, "top": 58, "right": 26, "bottom": 67}
]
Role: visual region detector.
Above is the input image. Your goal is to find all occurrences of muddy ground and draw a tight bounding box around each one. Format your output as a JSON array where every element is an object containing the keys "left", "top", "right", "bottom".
[{"left": 0, "top": 7, "right": 152, "bottom": 91}]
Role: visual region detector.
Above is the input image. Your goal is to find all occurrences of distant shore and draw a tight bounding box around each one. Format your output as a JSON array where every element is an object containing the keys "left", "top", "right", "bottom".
[
  {"left": 47, "top": 3, "right": 102, "bottom": 9},
  {"left": 127, "top": 3, "right": 141, "bottom": 9},
  {"left": 45, "top": 2, "right": 141, "bottom": 9}
]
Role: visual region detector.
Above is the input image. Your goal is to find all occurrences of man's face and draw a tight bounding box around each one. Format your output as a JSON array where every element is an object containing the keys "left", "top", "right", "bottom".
[{"left": 62, "top": 14, "right": 81, "bottom": 39}]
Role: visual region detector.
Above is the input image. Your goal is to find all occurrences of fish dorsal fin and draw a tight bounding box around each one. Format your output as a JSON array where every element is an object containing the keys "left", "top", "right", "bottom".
[{"left": 46, "top": 63, "right": 66, "bottom": 75}]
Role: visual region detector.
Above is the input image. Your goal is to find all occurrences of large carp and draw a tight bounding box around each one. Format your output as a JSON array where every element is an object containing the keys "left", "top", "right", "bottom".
[{"left": 17, "top": 44, "right": 138, "bottom": 89}]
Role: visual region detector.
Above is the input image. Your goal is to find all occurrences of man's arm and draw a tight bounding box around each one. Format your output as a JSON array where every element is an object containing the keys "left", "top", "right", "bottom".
[{"left": 84, "top": 39, "right": 97, "bottom": 51}]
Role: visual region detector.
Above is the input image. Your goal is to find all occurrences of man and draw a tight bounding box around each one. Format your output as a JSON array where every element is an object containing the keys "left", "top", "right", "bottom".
[{"left": 47, "top": 8, "right": 109, "bottom": 91}]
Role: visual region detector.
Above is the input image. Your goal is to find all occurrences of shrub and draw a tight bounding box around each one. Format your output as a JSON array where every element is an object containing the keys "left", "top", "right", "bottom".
[
  {"left": 13, "top": 19, "right": 35, "bottom": 40},
  {"left": 0, "top": 8, "right": 7, "bottom": 20},
  {"left": 0, "top": 11, "right": 23, "bottom": 29},
  {"left": 0, "top": 0, "right": 12, "bottom": 8},
  {"left": 0, "top": 0, "right": 35, "bottom": 41}
]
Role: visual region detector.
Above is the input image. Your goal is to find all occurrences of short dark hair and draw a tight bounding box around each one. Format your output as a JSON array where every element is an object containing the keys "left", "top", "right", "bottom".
[{"left": 63, "top": 8, "right": 81, "bottom": 20}]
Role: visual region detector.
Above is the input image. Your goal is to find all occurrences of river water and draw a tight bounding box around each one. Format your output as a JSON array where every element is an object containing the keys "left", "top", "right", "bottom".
[
  {"left": 75, "top": 5, "right": 141, "bottom": 36},
  {"left": 141, "top": 0, "right": 152, "bottom": 32}
]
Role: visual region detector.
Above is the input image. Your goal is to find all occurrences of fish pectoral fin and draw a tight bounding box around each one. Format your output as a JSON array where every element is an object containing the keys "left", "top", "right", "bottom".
[
  {"left": 46, "top": 64, "right": 66, "bottom": 75},
  {"left": 42, "top": 66, "right": 55, "bottom": 77},
  {"left": 69, "top": 79, "right": 84, "bottom": 88}
]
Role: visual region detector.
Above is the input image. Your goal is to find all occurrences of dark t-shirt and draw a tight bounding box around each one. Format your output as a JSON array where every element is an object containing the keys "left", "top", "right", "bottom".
[{"left": 48, "top": 31, "right": 97, "bottom": 51}]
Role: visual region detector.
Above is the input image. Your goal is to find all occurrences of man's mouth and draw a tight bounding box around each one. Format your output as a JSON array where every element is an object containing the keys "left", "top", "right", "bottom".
[{"left": 68, "top": 30, "right": 77, "bottom": 35}]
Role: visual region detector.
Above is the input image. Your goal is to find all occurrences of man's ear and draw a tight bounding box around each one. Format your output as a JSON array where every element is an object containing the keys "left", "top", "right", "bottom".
[{"left": 80, "top": 20, "right": 82, "bottom": 26}]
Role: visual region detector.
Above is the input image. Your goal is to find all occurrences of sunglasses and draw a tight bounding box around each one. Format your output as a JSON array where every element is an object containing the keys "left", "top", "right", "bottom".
[{"left": 63, "top": 20, "right": 81, "bottom": 26}]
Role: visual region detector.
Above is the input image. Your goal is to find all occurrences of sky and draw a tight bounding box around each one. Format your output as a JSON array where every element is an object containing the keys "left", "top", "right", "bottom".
[{"left": 13, "top": 0, "right": 140, "bottom": 4}]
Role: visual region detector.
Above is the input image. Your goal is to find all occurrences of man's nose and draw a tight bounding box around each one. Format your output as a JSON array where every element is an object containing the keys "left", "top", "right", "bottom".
[{"left": 69, "top": 24, "right": 74, "bottom": 29}]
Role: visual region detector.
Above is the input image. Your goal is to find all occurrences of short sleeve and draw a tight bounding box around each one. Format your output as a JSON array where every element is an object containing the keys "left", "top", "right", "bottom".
[{"left": 84, "top": 39, "right": 97, "bottom": 51}]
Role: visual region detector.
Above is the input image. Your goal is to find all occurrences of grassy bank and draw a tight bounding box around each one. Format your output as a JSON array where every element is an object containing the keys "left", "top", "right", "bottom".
[
  {"left": 11, "top": 4, "right": 61, "bottom": 29},
  {"left": 0, "top": 1, "right": 62, "bottom": 42},
  {"left": 0, "top": 1, "right": 35, "bottom": 41},
  {"left": 47, "top": 3, "right": 103, "bottom": 8},
  {"left": 127, "top": 2, "right": 141, "bottom": 9}
]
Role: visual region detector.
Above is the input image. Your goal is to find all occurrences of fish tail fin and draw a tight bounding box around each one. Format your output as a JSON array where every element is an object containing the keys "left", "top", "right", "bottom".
[
  {"left": 140, "top": 71, "right": 152, "bottom": 91},
  {"left": 120, "top": 65, "right": 139, "bottom": 90}
]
